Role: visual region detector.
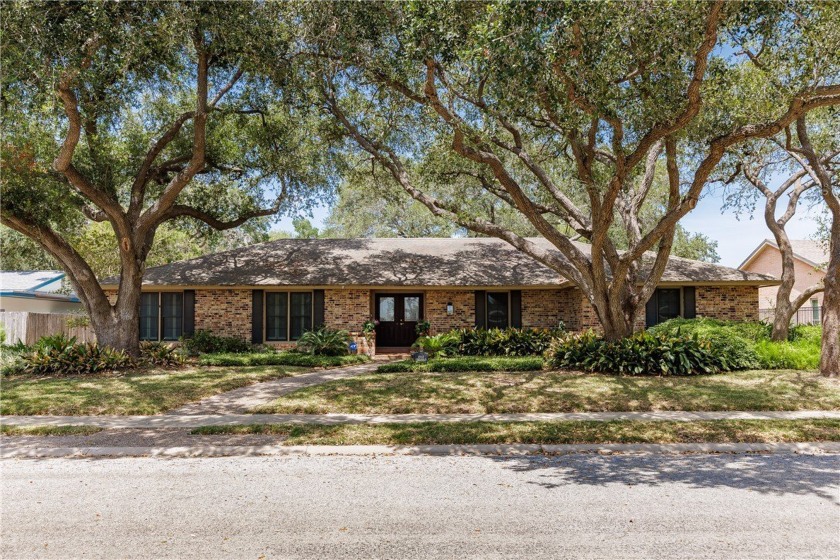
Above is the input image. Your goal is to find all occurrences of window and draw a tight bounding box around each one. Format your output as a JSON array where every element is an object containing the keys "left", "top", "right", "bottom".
[
  {"left": 160, "top": 293, "right": 183, "bottom": 340},
  {"left": 140, "top": 292, "right": 184, "bottom": 341},
  {"left": 404, "top": 296, "right": 420, "bottom": 322},
  {"left": 656, "top": 288, "right": 681, "bottom": 324},
  {"left": 264, "top": 291, "right": 312, "bottom": 341},
  {"left": 140, "top": 292, "right": 159, "bottom": 341},
  {"left": 266, "top": 292, "right": 289, "bottom": 341},
  {"left": 812, "top": 298, "right": 820, "bottom": 323},
  {"left": 290, "top": 292, "right": 312, "bottom": 340},
  {"left": 378, "top": 296, "right": 395, "bottom": 322},
  {"left": 486, "top": 292, "right": 509, "bottom": 329}
]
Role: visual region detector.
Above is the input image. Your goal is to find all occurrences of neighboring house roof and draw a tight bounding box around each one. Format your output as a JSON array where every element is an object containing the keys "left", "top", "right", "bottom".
[
  {"left": 0, "top": 270, "right": 81, "bottom": 303},
  {"left": 100, "top": 238, "right": 779, "bottom": 288},
  {"left": 739, "top": 239, "right": 829, "bottom": 270}
]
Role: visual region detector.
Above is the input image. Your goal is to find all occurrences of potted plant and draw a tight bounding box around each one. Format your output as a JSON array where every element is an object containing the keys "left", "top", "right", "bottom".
[{"left": 415, "top": 320, "right": 431, "bottom": 337}]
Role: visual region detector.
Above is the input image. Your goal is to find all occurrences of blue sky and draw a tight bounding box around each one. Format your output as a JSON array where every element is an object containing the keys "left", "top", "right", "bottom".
[{"left": 278, "top": 190, "right": 821, "bottom": 269}]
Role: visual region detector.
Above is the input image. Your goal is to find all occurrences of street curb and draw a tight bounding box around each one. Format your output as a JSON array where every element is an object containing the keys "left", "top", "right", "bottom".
[
  {"left": 3, "top": 442, "right": 839, "bottom": 459},
  {"left": 3, "top": 410, "right": 840, "bottom": 428}
]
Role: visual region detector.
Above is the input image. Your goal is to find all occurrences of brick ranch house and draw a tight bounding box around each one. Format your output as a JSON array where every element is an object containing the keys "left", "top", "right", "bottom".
[{"left": 100, "top": 238, "right": 779, "bottom": 354}]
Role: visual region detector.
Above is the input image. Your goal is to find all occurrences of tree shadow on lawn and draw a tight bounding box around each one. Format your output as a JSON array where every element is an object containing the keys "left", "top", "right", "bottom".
[{"left": 493, "top": 453, "right": 840, "bottom": 503}]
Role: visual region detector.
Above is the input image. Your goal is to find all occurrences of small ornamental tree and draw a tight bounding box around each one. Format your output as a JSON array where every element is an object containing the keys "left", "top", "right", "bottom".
[
  {"left": 724, "top": 112, "right": 836, "bottom": 343},
  {"left": 1, "top": 3, "right": 332, "bottom": 355},
  {"left": 292, "top": 0, "right": 840, "bottom": 341}
]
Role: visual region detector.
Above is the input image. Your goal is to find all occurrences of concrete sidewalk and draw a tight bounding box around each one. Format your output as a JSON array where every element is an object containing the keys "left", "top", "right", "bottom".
[
  {"left": 4, "top": 409, "right": 839, "bottom": 428},
  {"left": 3, "top": 441, "right": 839, "bottom": 459}
]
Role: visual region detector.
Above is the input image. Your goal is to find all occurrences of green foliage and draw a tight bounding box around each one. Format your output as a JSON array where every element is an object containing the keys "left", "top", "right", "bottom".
[
  {"left": 180, "top": 330, "right": 253, "bottom": 355},
  {"left": 548, "top": 331, "right": 734, "bottom": 376},
  {"left": 376, "top": 356, "right": 545, "bottom": 374},
  {"left": 21, "top": 340, "right": 133, "bottom": 376},
  {"left": 415, "top": 320, "right": 431, "bottom": 336},
  {"left": 139, "top": 341, "right": 184, "bottom": 367},
  {"left": 649, "top": 318, "right": 821, "bottom": 370},
  {"left": 447, "top": 328, "right": 565, "bottom": 357},
  {"left": 412, "top": 332, "right": 459, "bottom": 358},
  {"left": 198, "top": 352, "right": 368, "bottom": 368},
  {"left": 296, "top": 327, "right": 352, "bottom": 356}
]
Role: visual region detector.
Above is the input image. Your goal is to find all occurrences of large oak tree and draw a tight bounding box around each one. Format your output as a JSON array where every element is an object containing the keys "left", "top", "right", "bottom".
[
  {"left": 292, "top": 0, "right": 839, "bottom": 341},
  {"left": 2, "top": 2, "right": 332, "bottom": 355}
]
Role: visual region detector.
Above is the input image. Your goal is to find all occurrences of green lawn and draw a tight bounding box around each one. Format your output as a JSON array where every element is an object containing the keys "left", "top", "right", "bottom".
[
  {"left": 0, "top": 425, "right": 103, "bottom": 436},
  {"left": 253, "top": 369, "right": 840, "bottom": 414},
  {"left": 192, "top": 419, "right": 840, "bottom": 445},
  {"left": 1, "top": 365, "right": 305, "bottom": 415}
]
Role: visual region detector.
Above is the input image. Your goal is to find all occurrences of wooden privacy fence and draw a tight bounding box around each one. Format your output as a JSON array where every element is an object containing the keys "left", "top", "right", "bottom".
[{"left": 0, "top": 312, "right": 96, "bottom": 346}]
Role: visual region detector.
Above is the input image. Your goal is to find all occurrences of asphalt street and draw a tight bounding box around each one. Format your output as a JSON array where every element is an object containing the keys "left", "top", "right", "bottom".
[{"left": 2, "top": 453, "right": 838, "bottom": 559}]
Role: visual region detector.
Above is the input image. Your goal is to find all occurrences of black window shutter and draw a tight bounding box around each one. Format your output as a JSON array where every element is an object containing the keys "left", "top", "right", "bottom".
[
  {"left": 510, "top": 290, "right": 522, "bottom": 328},
  {"left": 474, "top": 290, "right": 487, "bottom": 329},
  {"left": 313, "top": 289, "right": 325, "bottom": 328},
  {"left": 645, "top": 290, "right": 658, "bottom": 328},
  {"left": 252, "top": 290, "right": 264, "bottom": 344},
  {"left": 183, "top": 290, "right": 195, "bottom": 336},
  {"left": 683, "top": 286, "right": 696, "bottom": 319}
]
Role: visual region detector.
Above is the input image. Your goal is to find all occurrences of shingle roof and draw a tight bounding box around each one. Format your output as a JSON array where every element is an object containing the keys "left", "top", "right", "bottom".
[{"left": 101, "top": 238, "right": 778, "bottom": 288}]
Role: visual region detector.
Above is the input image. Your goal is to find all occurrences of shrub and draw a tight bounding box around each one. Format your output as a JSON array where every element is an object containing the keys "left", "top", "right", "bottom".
[
  {"left": 412, "top": 333, "right": 459, "bottom": 358},
  {"left": 548, "top": 331, "right": 732, "bottom": 376},
  {"left": 21, "top": 340, "right": 133, "bottom": 375},
  {"left": 376, "top": 356, "right": 545, "bottom": 373},
  {"left": 296, "top": 327, "right": 351, "bottom": 356},
  {"left": 139, "top": 341, "right": 184, "bottom": 367},
  {"left": 447, "top": 327, "right": 564, "bottom": 357},
  {"left": 198, "top": 352, "right": 368, "bottom": 367},
  {"left": 649, "top": 317, "right": 821, "bottom": 371},
  {"left": 180, "top": 330, "right": 253, "bottom": 355}
]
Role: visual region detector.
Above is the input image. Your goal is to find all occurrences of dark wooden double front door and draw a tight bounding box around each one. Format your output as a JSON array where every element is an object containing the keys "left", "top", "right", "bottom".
[{"left": 375, "top": 293, "right": 423, "bottom": 348}]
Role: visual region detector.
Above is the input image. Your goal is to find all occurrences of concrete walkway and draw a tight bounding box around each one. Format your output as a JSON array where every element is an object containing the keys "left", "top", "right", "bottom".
[
  {"left": 4, "top": 410, "right": 839, "bottom": 428},
  {"left": 3, "top": 441, "right": 839, "bottom": 459},
  {"left": 165, "top": 360, "right": 384, "bottom": 415}
]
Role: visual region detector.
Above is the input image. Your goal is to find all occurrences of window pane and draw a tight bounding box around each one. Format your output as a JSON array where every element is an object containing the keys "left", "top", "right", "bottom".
[
  {"left": 487, "top": 292, "right": 509, "bottom": 329},
  {"left": 290, "top": 292, "right": 312, "bottom": 340},
  {"left": 161, "top": 292, "right": 183, "bottom": 341},
  {"left": 378, "top": 297, "right": 395, "bottom": 322},
  {"left": 139, "top": 293, "right": 159, "bottom": 341},
  {"left": 404, "top": 297, "right": 420, "bottom": 322},
  {"left": 656, "top": 289, "right": 681, "bottom": 324},
  {"left": 266, "top": 292, "right": 288, "bottom": 341}
]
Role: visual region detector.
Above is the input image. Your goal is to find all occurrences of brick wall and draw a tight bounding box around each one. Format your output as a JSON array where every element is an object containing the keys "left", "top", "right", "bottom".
[
  {"left": 696, "top": 285, "right": 759, "bottom": 321},
  {"left": 195, "top": 289, "right": 252, "bottom": 339},
  {"left": 426, "top": 290, "right": 475, "bottom": 334},
  {"left": 522, "top": 289, "right": 565, "bottom": 329},
  {"left": 324, "top": 289, "right": 371, "bottom": 332}
]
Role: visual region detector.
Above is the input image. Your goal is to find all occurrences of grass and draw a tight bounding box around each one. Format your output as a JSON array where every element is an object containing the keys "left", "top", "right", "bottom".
[
  {"left": 198, "top": 352, "right": 369, "bottom": 368},
  {"left": 0, "top": 365, "right": 305, "bottom": 415},
  {"left": 0, "top": 425, "right": 103, "bottom": 437},
  {"left": 376, "top": 356, "right": 544, "bottom": 373},
  {"left": 190, "top": 419, "right": 840, "bottom": 445},
  {"left": 253, "top": 369, "right": 840, "bottom": 414}
]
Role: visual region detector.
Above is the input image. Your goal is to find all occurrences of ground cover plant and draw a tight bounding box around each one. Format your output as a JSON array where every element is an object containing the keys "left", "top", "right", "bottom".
[
  {"left": 1, "top": 364, "right": 305, "bottom": 415},
  {"left": 192, "top": 419, "right": 840, "bottom": 445},
  {"left": 252, "top": 369, "right": 840, "bottom": 415},
  {"left": 180, "top": 330, "right": 254, "bottom": 355},
  {"left": 649, "top": 319, "right": 822, "bottom": 370},
  {"left": 199, "top": 352, "right": 368, "bottom": 368},
  {"left": 2, "top": 334, "right": 184, "bottom": 376}
]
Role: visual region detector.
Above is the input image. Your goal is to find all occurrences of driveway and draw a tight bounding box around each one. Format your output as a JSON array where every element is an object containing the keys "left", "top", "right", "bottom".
[{"left": 2, "top": 453, "right": 838, "bottom": 559}]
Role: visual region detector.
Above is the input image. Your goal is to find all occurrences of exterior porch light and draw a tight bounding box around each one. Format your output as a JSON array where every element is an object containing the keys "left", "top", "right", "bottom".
[{"left": 446, "top": 302, "right": 454, "bottom": 316}]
